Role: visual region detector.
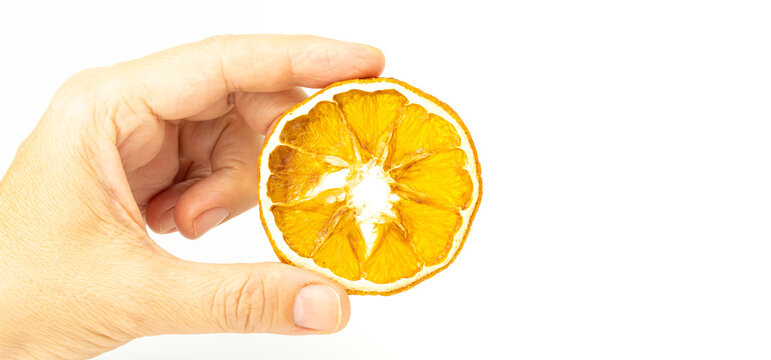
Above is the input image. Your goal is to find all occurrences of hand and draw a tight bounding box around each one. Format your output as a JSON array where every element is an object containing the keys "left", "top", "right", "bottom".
[{"left": 0, "top": 34, "right": 384, "bottom": 359}]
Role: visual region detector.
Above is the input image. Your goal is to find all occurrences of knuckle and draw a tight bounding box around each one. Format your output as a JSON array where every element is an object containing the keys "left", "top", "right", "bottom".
[
  {"left": 52, "top": 66, "right": 121, "bottom": 123},
  {"left": 61, "top": 67, "right": 118, "bottom": 102},
  {"left": 65, "top": 67, "right": 102, "bottom": 88},
  {"left": 200, "top": 34, "right": 234, "bottom": 89},
  {"left": 214, "top": 272, "right": 279, "bottom": 332},
  {"left": 52, "top": 68, "right": 101, "bottom": 107}
]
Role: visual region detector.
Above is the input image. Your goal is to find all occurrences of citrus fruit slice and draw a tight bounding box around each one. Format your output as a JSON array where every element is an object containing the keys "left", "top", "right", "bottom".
[{"left": 258, "top": 78, "right": 482, "bottom": 295}]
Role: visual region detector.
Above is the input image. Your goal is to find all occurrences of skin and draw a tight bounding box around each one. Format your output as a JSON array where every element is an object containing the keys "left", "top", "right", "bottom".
[{"left": 0, "top": 34, "right": 385, "bottom": 359}]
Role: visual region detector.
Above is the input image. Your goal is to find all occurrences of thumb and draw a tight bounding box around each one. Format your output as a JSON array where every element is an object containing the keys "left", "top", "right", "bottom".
[{"left": 134, "top": 260, "right": 350, "bottom": 336}]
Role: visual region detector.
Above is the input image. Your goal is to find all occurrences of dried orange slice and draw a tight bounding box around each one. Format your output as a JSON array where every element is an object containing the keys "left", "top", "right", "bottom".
[{"left": 258, "top": 78, "right": 482, "bottom": 295}]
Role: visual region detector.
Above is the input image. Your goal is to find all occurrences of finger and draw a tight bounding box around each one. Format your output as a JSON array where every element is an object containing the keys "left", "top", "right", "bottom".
[
  {"left": 146, "top": 87, "right": 306, "bottom": 235},
  {"left": 116, "top": 34, "right": 385, "bottom": 122},
  {"left": 173, "top": 111, "right": 261, "bottom": 239},
  {"left": 147, "top": 180, "right": 193, "bottom": 234},
  {"left": 134, "top": 260, "right": 350, "bottom": 336},
  {"left": 235, "top": 87, "right": 307, "bottom": 134},
  {"left": 122, "top": 120, "right": 179, "bottom": 199},
  {"left": 144, "top": 160, "right": 211, "bottom": 234}
]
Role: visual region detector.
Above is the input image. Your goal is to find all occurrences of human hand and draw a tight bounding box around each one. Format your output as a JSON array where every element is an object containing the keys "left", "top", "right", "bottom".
[{"left": 0, "top": 34, "right": 384, "bottom": 359}]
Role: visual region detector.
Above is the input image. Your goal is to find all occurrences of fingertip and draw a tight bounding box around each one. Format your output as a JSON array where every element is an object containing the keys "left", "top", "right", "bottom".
[
  {"left": 320, "top": 278, "right": 352, "bottom": 332},
  {"left": 335, "top": 282, "right": 352, "bottom": 331},
  {"left": 145, "top": 180, "right": 196, "bottom": 235},
  {"left": 158, "top": 207, "right": 177, "bottom": 234},
  {"left": 291, "top": 274, "right": 351, "bottom": 334},
  {"left": 358, "top": 43, "right": 386, "bottom": 76},
  {"left": 192, "top": 207, "right": 230, "bottom": 239},
  {"left": 288, "top": 36, "right": 387, "bottom": 88},
  {"left": 340, "top": 41, "right": 386, "bottom": 80}
]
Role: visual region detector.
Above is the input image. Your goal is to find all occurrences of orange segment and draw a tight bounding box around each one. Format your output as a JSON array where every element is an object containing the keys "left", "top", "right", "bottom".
[
  {"left": 385, "top": 103, "right": 461, "bottom": 169},
  {"left": 270, "top": 189, "right": 345, "bottom": 257},
  {"left": 363, "top": 222, "right": 422, "bottom": 284},
  {"left": 311, "top": 208, "right": 367, "bottom": 281},
  {"left": 395, "top": 199, "right": 462, "bottom": 266},
  {"left": 390, "top": 149, "right": 473, "bottom": 209},
  {"left": 334, "top": 89, "right": 408, "bottom": 161},
  {"left": 279, "top": 101, "right": 359, "bottom": 164},
  {"left": 267, "top": 145, "right": 342, "bottom": 203}
]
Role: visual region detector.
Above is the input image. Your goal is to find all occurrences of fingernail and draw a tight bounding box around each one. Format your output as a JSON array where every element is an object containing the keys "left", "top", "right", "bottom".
[
  {"left": 193, "top": 207, "right": 229, "bottom": 238},
  {"left": 158, "top": 207, "right": 176, "bottom": 234},
  {"left": 293, "top": 285, "right": 341, "bottom": 331}
]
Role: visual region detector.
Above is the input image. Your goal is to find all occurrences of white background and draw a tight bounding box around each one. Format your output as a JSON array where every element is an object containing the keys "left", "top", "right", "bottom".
[{"left": 1, "top": 1, "right": 771, "bottom": 359}]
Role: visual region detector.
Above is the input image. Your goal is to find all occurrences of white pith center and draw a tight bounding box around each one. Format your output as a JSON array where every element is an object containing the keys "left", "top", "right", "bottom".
[{"left": 347, "top": 163, "right": 394, "bottom": 256}]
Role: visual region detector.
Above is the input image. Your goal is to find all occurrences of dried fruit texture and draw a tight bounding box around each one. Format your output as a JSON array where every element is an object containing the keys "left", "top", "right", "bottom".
[
  {"left": 394, "top": 199, "right": 462, "bottom": 267},
  {"left": 279, "top": 101, "right": 359, "bottom": 164},
  {"left": 271, "top": 189, "right": 346, "bottom": 257},
  {"left": 334, "top": 90, "right": 407, "bottom": 161},
  {"left": 267, "top": 146, "right": 343, "bottom": 203},
  {"left": 385, "top": 104, "right": 461, "bottom": 169},
  {"left": 259, "top": 78, "right": 482, "bottom": 295}
]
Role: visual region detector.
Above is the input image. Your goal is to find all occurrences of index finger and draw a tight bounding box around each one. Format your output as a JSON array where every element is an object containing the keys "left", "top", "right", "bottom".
[{"left": 115, "top": 34, "right": 385, "bottom": 120}]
